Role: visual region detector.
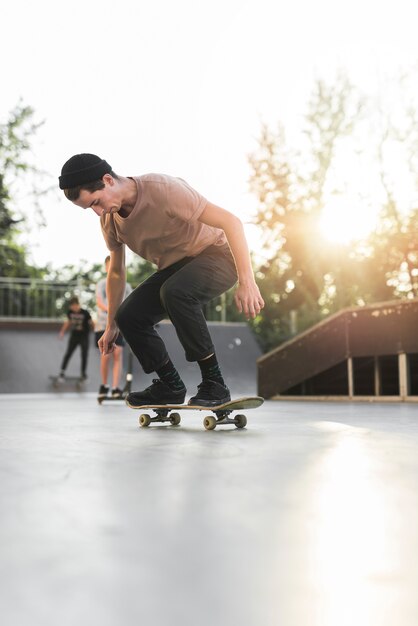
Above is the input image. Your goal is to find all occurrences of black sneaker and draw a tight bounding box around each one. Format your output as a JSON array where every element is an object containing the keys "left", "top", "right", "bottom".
[
  {"left": 98, "top": 384, "right": 109, "bottom": 399},
  {"left": 111, "top": 387, "right": 123, "bottom": 399},
  {"left": 188, "top": 379, "right": 231, "bottom": 407},
  {"left": 126, "top": 379, "right": 186, "bottom": 408}
]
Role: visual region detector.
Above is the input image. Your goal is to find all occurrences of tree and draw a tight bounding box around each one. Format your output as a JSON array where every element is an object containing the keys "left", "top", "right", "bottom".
[
  {"left": 248, "top": 74, "right": 365, "bottom": 350},
  {"left": 367, "top": 82, "right": 418, "bottom": 301},
  {"left": 0, "top": 102, "right": 46, "bottom": 277}
]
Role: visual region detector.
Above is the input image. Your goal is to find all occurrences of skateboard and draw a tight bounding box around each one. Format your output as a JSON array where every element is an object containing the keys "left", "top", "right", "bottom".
[
  {"left": 49, "top": 375, "right": 86, "bottom": 390},
  {"left": 128, "top": 396, "right": 264, "bottom": 430}
]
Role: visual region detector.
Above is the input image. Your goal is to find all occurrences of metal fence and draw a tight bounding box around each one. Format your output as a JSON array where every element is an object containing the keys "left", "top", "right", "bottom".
[
  {"left": 0, "top": 277, "right": 228, "bottom": 321},
  {"left": 0, "top": 277, "right": 85, "bottom": 319}
]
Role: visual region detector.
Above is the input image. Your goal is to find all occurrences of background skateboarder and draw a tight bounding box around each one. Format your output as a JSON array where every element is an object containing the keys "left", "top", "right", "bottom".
[
  {"left": 58, "top": 296, "right": 94, "bottom": 382},
  {"left": 58, "top": 153, "right": 264, "bottom": 407}
]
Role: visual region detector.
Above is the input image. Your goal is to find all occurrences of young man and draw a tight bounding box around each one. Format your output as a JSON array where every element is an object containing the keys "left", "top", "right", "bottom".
[
  {"left": 96, "top": 255, "right": 132, "bottom": 399},
  {"left": 58, "top": 295, "right": 94, "bottom": 381},
  {"left": 58, "top": 153, "right": 264, "bottom": 407}
]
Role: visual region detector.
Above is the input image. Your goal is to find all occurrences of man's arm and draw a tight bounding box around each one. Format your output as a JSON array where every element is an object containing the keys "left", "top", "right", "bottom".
[
  {"left": 98, "top": 245, "right": 127, "bottom": 354},
  {"left": 198, "top": 201, "right": 264, "bottom": 319}
]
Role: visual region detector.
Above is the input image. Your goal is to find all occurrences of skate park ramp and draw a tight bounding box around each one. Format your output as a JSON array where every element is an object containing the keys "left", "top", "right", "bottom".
[{"left": 0, "top": 320, "right": 261, "bottom": 396}]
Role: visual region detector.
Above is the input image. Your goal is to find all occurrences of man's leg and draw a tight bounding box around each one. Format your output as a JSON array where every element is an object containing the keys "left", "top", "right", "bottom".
[
  {"left": 116, "top": 268, "right": 178, "bottom": 373},
  {"left": 117, "top": 246, "right": 237, "bottom": 406},
  {"left": 159, "top": 244, "right": 238, "bottom": 406},
  {"left": 116, "top": 263, "right": 189, "bottom": 406}
]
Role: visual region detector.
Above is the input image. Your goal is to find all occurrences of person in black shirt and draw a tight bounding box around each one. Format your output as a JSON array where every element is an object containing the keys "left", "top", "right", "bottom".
[{"left": 58, "top": 296, "right": 94, "bottom": 381}]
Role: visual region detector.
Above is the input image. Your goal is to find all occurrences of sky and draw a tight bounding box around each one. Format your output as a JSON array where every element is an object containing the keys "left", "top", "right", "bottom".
[{"left": 2, "top": 0, "right": 418, "bottom": 269}]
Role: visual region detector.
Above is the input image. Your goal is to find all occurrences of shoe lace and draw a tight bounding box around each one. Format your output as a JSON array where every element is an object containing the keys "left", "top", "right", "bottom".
[{"left": 150, "top": 378, "right": 165, "bottom": 388}]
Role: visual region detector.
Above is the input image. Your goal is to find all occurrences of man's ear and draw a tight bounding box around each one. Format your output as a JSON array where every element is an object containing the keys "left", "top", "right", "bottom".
[{"left": 103, "top": 173, "right": 114, "bottom": 186}]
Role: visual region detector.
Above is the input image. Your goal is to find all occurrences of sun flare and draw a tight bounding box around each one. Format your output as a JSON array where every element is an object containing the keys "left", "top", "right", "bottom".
[{"left": 319, "top": 196, "right": 378, "bottom": 245}]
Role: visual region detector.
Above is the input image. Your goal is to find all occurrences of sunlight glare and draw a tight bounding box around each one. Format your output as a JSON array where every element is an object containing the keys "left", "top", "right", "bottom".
[
  {"left": 309, "top": 425, "right": 398, "bottom": 626},
  {"left": 319, "top": 195, "right": 378, "bottom": 245}
]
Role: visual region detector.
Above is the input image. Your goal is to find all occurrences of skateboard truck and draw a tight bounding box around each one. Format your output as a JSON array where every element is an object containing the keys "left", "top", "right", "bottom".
[
  {"left": 203, "top": 409, "right": 247, "bottom": 430},
  {"left": 139, "top": 409, "right": 181, "bottom": 428}
]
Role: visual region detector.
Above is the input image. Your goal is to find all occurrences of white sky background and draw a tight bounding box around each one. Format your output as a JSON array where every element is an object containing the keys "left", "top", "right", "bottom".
[{"left": 2, "top": 0, "right": 418, "bottom": 269}]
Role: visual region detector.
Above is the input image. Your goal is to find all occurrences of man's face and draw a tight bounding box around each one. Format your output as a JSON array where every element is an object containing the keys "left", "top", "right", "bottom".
[{"left": 73, "top": 175, "right": 122, "bottom": 217}]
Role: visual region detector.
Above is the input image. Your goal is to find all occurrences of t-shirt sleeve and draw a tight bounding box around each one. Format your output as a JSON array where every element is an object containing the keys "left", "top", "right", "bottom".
[
  {"left": 165, "top": 178, "right": 208, "bottom": 223},
  {"left": 100, "top": 214, "right": 123, "bottom": 251}
]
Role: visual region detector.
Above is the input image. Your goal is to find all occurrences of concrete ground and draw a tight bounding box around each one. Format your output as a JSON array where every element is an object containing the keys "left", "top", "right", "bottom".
[{"left": 1, "top": 395, "right": 418, "bottom": 626}]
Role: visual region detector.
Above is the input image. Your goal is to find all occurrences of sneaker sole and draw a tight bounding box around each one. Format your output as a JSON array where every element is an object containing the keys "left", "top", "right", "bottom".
[{"left": 187, "top": 396, "right": 231, "bottom": 408}]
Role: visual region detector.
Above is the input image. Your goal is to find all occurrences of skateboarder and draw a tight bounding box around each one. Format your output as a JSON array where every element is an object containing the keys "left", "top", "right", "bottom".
[
  {"left": 96, "top": 255, "right": 132, "bottom": 399},
  {"left": 58, "top": 153, "right": 264, "bottom": 407},
  {"left": 58, "top": 296, "right": 94, "bottom": 381}
]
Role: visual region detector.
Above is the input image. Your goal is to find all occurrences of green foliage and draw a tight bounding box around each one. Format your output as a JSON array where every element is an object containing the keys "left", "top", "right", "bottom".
[
  {"left": 248, "top": 77, "right": 364, "bottom": 351},
  {"left": 0, "top": 102, "right": 46, "bottom": 278}
]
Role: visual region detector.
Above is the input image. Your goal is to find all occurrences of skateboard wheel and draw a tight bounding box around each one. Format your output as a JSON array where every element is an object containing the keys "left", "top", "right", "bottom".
[
  {"left": 235, "top": 414, "right": 247, "bottom": 429},
  {"left": 170, "top": 412, "right": 181, "bottom": 426},
  {"left": 139, "top": 414, "right": 151, "bottom": 427},
  {"left": 203, "top": 415, "right": 217, "bottom": 431}
]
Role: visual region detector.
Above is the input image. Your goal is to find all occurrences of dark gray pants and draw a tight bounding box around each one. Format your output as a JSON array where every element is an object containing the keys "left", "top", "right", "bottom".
[
  {"left": 115, "top": 244, "right": 237, "bottom": 374},
  {"left": 61, "top": 333, "right": 89, "bottom": 375}
]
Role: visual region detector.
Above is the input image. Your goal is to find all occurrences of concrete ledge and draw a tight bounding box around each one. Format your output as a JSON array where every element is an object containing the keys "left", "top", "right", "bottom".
[{"left": 0, "top": 317, "right": 62, "bottom": 330}]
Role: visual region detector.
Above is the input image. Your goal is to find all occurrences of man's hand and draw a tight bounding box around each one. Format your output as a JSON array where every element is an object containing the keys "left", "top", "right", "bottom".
[
  {"left": 234, "top": 281, "right": 265, "bottom": 319},
  {"left": 98, "top": 323, "right": 120, "bottom": 355}
]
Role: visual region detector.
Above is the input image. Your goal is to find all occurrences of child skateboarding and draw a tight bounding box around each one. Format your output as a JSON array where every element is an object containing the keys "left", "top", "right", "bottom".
[
  {"left": 58, "top": 295, "right": 94, "bottom": 381},
  {"left": 58, "top": 153, "right": 264, "bottom": 407}
]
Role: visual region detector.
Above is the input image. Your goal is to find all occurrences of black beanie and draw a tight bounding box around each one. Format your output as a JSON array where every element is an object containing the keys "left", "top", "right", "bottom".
[{"left": 58, "top": 153, "right": 112, "bottom": 189}]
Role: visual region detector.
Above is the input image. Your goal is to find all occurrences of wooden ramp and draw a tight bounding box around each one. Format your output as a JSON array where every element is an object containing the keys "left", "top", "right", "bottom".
[{"left": 258, "top": 299, "right": 418, "bottom": 401}]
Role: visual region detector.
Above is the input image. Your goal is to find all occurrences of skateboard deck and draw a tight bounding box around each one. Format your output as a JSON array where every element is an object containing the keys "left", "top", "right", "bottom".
[
  {"left": 49, "top": 375, "right": 86, "bottom": 390},
  {"left": 127, "top": 396, "right": 264, "bottom": 430}
]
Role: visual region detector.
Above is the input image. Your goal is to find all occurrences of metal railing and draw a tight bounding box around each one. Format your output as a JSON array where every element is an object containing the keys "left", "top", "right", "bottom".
[
  {"left": 0, "top": 277, "right": 87, "bottom": 319},
  {"left": 0, "top": 277, "right": 229, "bottom": 321}
]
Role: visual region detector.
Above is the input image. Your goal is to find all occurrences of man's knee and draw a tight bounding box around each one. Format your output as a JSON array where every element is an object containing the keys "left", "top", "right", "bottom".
[{"left": 160, "top": 280, "right": 187, "bottom": 310}]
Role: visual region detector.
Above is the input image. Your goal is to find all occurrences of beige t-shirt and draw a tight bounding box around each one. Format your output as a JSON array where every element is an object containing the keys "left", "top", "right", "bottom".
[{"left": 100, "top": 174, "right": 227, "bottom": 269}]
